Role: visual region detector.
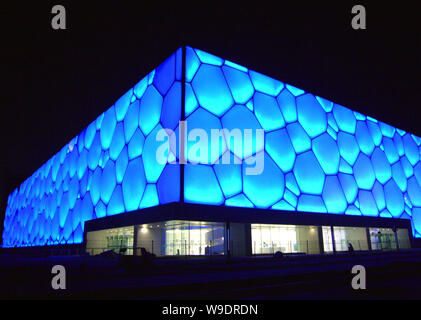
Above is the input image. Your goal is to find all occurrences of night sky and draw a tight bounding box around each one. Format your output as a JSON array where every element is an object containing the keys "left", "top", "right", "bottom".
[{"left": 0, "top": 1, "right": 419, "bottom": 241}]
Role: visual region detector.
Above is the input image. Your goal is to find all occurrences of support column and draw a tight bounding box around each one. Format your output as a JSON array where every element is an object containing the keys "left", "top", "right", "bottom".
[
  {"left": 245, "top": 223, "right": 252, "bottom": 256},
  {"left": 226, "top": 218, "right": 231, "bottom": 258},
  {"left": 330, "top": 226, "right": 336, "bottom": 254},
  {"left": 366, "top": 227, "right": 372, "bottom": 251},
  {"left": 317, "top": 226, "right": 324, "bottom": 254},
  {"left": 393, "top": 226, "right": 399, "bottom": 250},
  {"left": 133, "top": 225, "right": 139, "bottom": 256}
]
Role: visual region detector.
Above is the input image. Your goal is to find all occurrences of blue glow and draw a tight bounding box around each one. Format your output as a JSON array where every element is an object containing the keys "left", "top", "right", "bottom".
[
  {"left": 372, "top": 182, "right": 386, "bottom": 211},
  {"left": 225, "top": 194, "right": 254, "bottom": 208},
  {"left": 249, "top": 71, "right": 284, "bottom": 96},
  {"left": 115, "top": 89, "right": 133, "bottom": 121},
  {"left": 285, "top": 84, "right": 305, "bottom": 96},
  {"left": 139, "top": 184, "right": 159, "bottom": 209},
  {"left": 185, "top": 46, "right": 200, "bottom": 82},
  {"left": 142, "top": 124, "right": 166, "bottom": 183},
  {"left": 297, "top": 195, "right": 326, "bottom": 213},
  {"left": 358, "top": 190, "right": 379, "bottom": 216},
  {"left": 128, "top": 128, "right": 145, "bottom": 159},
  {"left": 122, "top": 158, "right": 146, "bottom": 211},
  {"left": 384, "top": 179, "right": 404, "bottom": 217},
  {"left": 322, "top": 176, "right": 347, "bottom": 213},
  {"left": 139, "top": 85, "right": 162, "bottom": 136},
  {"left": 109, "top": 123, "right": 125, "bottom": 160},
  {"left": 367, "top": 121, "right": 382, "bottom": 146},
  {"left": 277, "top": 89, "right": 297, "bottom": 123},
  {"left": 107, "top": 186, "right": 125, "bottom": 216},
  {"left": 243, "top": 153, "right": 285, "bottom": 208},
  {"left": 293, "top": 151, "right": 325, "bottom": 195},
  {"left": 195, "top": 48, "right": 224, "bottom": 66},
  {"left": 214, "top": 160, "right": 242, "bottom": 198},
  {"left": 254, "top": 92, "right": 285, "bottom": 131},
  {"left": 286, "top": 122, "right": 311, "bottom": 153},
  {"left": 222, "top": 65, "right": 254, "bottom": 104},
  {"left": 355, "top": 121, "right": 375, "bottom": 155},
  {"left": 161, "top": 81, "right": 181, "bottom": 130},
  {"left": 265, "top": 129, "right": 295, "bottom": 172},
  {"left": 221, "top": 105, "right": 263, "bottom": 159},
  {"left": 100, "top": 106, "right": 117, "bottom": 150},
  {"left": 184, "top": 164, "right": 224, "bottom": 205},
  {"left": 353, "top": 154, "right": 376, "bottom": 190},
  {"left": 4, "top": 47, "right": 421, "bottom": 248},
  {"left": 124, "top": 100, "right": 140, "bottom": 142},
  {"left": 185, "top": 83, "right": 199, "bottom": 117},
  {"left": 296, "top": 94, "right": 327, "bottom": 138},
  {"left": 153, "top": 53, "right": 175, "bottom": 95},
  {"left": 338, "top": 173, "right": 358, "bottom": 203},
  {"left": 100, "top": 160, "right": 116, "bottom": 205},
  {"left": 192, "top": 64, "right": 234, "bottom": 116},
  {"left": 186, "top": 108, "right": 226, "bottom": 164},
  {"left": 333, "top": 104, "right": 356, "bottom": 134},
  {"left": 224, "top": 60, "right": 248, "bottom": 73},
  {"left": 403, "top": 134, "right": 419, "bottom": 165},
  {"left": 313, "top": 133, "right": 340, "bottom": 175},
  {"left": 371, "top": 148, "right": 392, "bottom": 184}
]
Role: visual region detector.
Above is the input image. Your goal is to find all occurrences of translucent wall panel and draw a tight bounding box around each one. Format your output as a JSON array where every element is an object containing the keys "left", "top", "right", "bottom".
[
  {"left": 183, "top": 46, "right": 421, "bottom": 238},
  {"left": 2, "top": 49, "right": 182, "bottom": 247}
]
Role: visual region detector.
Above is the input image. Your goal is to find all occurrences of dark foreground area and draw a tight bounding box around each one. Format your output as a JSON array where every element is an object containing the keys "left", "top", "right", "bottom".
[{"left": 1, "top": 250, "right": 421, "bottom": 299}]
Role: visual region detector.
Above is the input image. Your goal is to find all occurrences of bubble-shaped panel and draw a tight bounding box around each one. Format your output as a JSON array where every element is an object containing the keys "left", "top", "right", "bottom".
[
  {"left": 221, "top": 105, "right": 263, "bottom": 159},
  {"left": 243, "top": 152, "right": 285, "bottom": 208},
  {"left": 277, "top": 89, "right": 297, "bottom": 123},
  {"left": 286, "top": 122, "right": 311, "bottom": 154},
  {"left": 353, "top": 154, "right": 376, "bottom": 190},
  {"left": 100, "top": 106, "right": 117, "bottom": 150},
  {"left": 333, "top": 104, "right": 356, "bottom": 134},
  {"left": 249, "top": 70, "right": 284, "bottom": 96},
  {"left": 253, "top": 92, "right": 285, "bottom": 131},
  {"left": 139, "top": 85, "right": 163, "bottom": 136},
  {"left": 184, "top": 164, "right": 224, "bottom": 205},
  {"left": 185, "top": 108, "right": 227, "bottom": 164},
  {"left": 192, "top": 64, "right": 234, "bottom": 116},
  {"left": 214, "top": 159, "right": 242, "bottom": 198},
  {"left": 313, "top": 133, "right": 340, "bottom": 175},
  {"left": 384, "top": 179, "right": 404, "bottom": 217},
  {"left": 358, "top": 190, "right": 379, "bottom": 217},
  {"left": 222, "top": 65, "right": 254, "bottom": 104},
  {"left": 322, "top": 176, "right": 347, "bottom": 213},
  {"left": 293, "top": 151, "right": 325, "bottom": 195},
  {"left": 122, "top": 157, "right": 147, "bottom": 212},
  {"left": 265, "top": 129, "right": 296, "bottom": 172},
  {"left": 296, "top": 94, "right": 327, "bottom": 138},
  {"left": 355, "top": 121, "right": 375, "bottom": 156},
  {"left": 371, "top": 148, "right": 392, "bottom": 184}
]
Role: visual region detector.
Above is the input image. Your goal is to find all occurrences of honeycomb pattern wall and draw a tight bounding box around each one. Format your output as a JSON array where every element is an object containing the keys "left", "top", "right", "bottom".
[
  {"left": 183, "top": 46, "right": 421, "bottom": 238},
  {"left": 3, "top": 46, "right": 421, "bottom": 248},
  {"left": 2, "top": 49, "right": 182, "bottom": 247}
]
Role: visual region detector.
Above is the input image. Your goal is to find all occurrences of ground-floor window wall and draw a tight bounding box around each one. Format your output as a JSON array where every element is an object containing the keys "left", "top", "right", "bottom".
[{"left": 86, "top": 221, "right": 412, "bottom": 257}]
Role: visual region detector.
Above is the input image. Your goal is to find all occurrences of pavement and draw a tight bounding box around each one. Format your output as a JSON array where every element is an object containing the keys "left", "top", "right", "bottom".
[{"left": 1, "top": 249, "right": 421, "bottom": 299}]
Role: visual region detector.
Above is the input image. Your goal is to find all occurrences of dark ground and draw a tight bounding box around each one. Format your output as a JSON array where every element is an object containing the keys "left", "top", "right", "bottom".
[{"left": 1, "top": 250, "right": 421, "bottom": 299}]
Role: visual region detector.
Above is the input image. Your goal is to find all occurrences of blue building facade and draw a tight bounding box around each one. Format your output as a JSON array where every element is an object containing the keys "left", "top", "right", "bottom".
[{"left": 2, "top": 46, "right": 421, "bottom": 249}]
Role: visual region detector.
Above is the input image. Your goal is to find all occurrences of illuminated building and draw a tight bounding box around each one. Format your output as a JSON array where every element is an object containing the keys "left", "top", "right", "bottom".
[{"left": 3, "top": 46, "right": 420, "bottom": 255}]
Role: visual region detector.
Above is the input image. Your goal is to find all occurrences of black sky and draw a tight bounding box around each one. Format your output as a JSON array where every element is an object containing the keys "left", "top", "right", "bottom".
[{"left": 0, "top": 1, "right": 420, "bottom": 239}]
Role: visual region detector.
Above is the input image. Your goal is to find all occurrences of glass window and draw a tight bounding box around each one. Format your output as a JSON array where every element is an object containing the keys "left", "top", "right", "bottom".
[
  {"left": 251, "top": 224, "right": 319, "bottom": 254},
  {"left": 369, "top": 227, "right": 396, "bottom": 250}
]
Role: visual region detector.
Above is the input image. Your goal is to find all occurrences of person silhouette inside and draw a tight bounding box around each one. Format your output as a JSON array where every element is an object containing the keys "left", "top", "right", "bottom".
[{"left": 348, "top": 242, "right": 354, "bottom": 253}]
